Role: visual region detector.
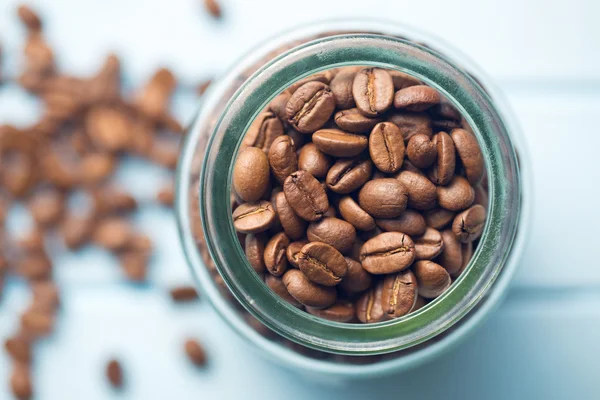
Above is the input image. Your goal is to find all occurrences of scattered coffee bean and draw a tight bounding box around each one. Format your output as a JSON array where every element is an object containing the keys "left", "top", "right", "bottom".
[
  {"left": 10, "top": 364, "right": 33, "bottom": 400},
  {"left": 337, "top": 196, "right": 376, "bottom": 231},
  {"left": 286, "top": 81, "right": 335, "bottom": 133},
  {"left": 358, "top": 178, "right": 408, "bottom": 218},
  {"left": 17, "top": 5, "right": 42, "bottom": 32},
  {"left": 352, "top": 68, "right": 394, "bottom": 117},
  {"left": 264, "top": 232, "right": 290, "bottom": 276},
  {"left": 92, "top": 217, "right": 133, "bottom": 251},
  {"left": 157, "top": 183, "right": 174, "bottom": 206},
  {"left": 4, "top": 335, "right": 32, "bottom": 364},
  {"left": 360, "top": 232, "right": 415, "bottom": 274},
  {"left": 381, "top": 270, "right": 418, "bottom": 319},
  {"left": 369, "top": 122, "right": 405, "bottom": 173},
  {"left": 298, "top": 242, "right": 347, "bottom": 286},
  {"left": 375, "top": 210, "right": 427, "bottom": 237},
  {"left": 169, "top": 286, "right": 199, "bottom": 303},
  {"left": 232, "top": 201, "right": 275, "bottom": 234},
  {"left": 106, "top": 359, "right": 124, "bottom": 389},
  {"left": 452, "top": 204, "right": 486, "bottom": 243},
  {"left": 282, "top": 269, "right": 337, "bottom": 308},
  {"left": 306, "top": 300, "right": 355, "bottom": 322},
  {"left": 185, "top": 338, "right": 208, "bottom": 367},
  {"left": 312, "top": 129, "right": 368, "bottom": 157},
  {"left": 283, "top": 171, "right": 329, "bottom": 221},
  {"left": 307, "top": 217, "right": 356, "bottom": 255},
  {"left": 203, "top": 0, "right": 222, "bottom": 18}
]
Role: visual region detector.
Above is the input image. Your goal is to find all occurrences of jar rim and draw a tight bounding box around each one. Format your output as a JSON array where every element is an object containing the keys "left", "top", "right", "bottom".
[{"left": 177, "top": 24, "right": 525, "bottom": 360}]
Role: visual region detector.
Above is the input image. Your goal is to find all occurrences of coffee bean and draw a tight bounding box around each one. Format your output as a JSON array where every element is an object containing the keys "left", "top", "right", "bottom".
[
  {"left": 326, "top": 157, "right": 372, "bottom": 194},
  {"left": 312, "top": 129, "right": 368, "bottom": 157},
  {"left": 106, "top": 359, "right": 124, "bottom": 389},
  {"left": 28, "top": 189, "right": 64, "bottom": 226},
  {"left": 265, "top": 274, "right": 303, "bottom": 307},
  {"left": 17, "top": 5, "right": 42, "bottom": 32},
  {"left": 424, "top": 208, "right": 456, "bottom": 229},
  {"left": 288, "top": 71, "right": 335, "bottom": 94},
  {"left": 185, "top": 338, "right": 208, "bottom": 367},
  {"left": 358, "top": 178, "right": 408, "bottom": 218},
  {"left": 233, "top": 147, "right": 270, "bottom": 202},
  {"left": 451, "top": 128, "right": 485, "bottom": 185},
  {"left": 156, "top": 183, "right": 174, "bottom": 207},
  {"left": 438, "top": 229, "right": 463, "bottom": 277},
  {"left": 286, "top": 240, "right": 308, "bottom": 268},
  {"left": 352, "top": 68, "right": 394, "bottom": 117},
  {"left": 452, "top": 204, "right": 486, "bottom": 243},
  {"left": 387, "top": 112, "right": 432, "bottom": 142},
  {"left": 297, "top": 143, "right": 332, "bottom": 178},
  {"left": 282, "top": 269, "right": 336, "bottom": 308},
  {"left": 412, "top": 260, "right": 451, "bottom": 298},
  {"left": 306, "top": 300, "right": 355, "bottom": 322},
  {"left": 232, "top": 201, "right": 276, "bottom": 233},
  {"left": 459, "top": 241, "right": 474, "bottom": 276},
  {"left": 298, "top": 242, "right": 347, "bottom": 286},
  {"left": 396, "top": 170, "right": 436, "bottom": 210},
  {"left": 11, "top": 364, "right": 33, "bottom": 400},
  {"left": 428, "top": 131, "right": 456, "bottom": 185},
  {"left": 413, "top": 227, "right": 444, "bottom": 260},
  {"left": 360, "top": 232, "right": 415, "bottom": 274},
  {"left": 338, "top": 196, "right": 376, "bottom": 231},
  {"left": 17, "top": 253, "right": 52, "bottom": 281},
  {"left": 474, "top": 184, "right": 489, "bottom": 209},
  {"left": 369, "top": 122, "right": 405, "bottom": 173},
  {"left": 268, "top": 135, "right": 297, "bottom": 183},
  {"left": 394, "top": 85, "right": 441, "bottom": 111},
  {"left": 432, "top": 119, "right": 461, "bottom": 131},
  {"left": 407, "top": 133, "right": 437, "bottom": 168},
  {"left": 412, "top": 295, "right": 428, "bottom": 311},
  {"left": 283, "top": 171, "right": 329, "bottom": 221},
  {"left": 329, "top": 67, "right": 360, "bottom": 109},
  {"left": 286, "top": 81, "right": 335, "bottom": 133},
  {"left": 275, "top": 192, "right": 307, "bottom": 240},
  {"left": 376, "top": 210, "right": 427, "bottom": 237},
  {"left": 5, "top": 335, "right": 32, "bottom": 364},
  {"left": 334, "top": 108, "right": 381, "bottom": 133},
  {"left": 381, "top": 270, "right": 418, "bottom": 318},
  {"left": 307, "top": 217, "right": 356, "bottom": 254},
  {"left": 269, "top": 91, "right": 291, "bottom": 121},
  {"left": 264, "top": 232, "right": 290, "bottom": 276},
  {"left": 356, "top": 281, "right": 385, "bottom": 323},
  {"left": 437, "top": 176, "right": 475, "bottom": 211},
  {"left": 169, "top": 285, "right": 199, "bottom": 302},
  {"left": 244, "top": 233, "right": 266, "bottom": 274},
  {"left": 203, "top": 0, "right": 222, "bottom": 18},
  {"left": 243, "top": 111, "right": 283, "bottom": 152},
  {"left": 349, "top": 238, "right": 365, "bottom": 261},
  {"left": 340, "top": 257, "right": 372, "bottom": 294},
  {"left": 429, "top": 101, "right": 461, "bottom": 121},
  {"left": 389, "top": 70, "right": 421, "bottom": 90}
]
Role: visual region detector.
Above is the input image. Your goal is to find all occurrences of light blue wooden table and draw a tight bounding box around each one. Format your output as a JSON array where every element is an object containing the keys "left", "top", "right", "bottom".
[{"left": 1, "top": 0, "right": 599, "bottom": 398}]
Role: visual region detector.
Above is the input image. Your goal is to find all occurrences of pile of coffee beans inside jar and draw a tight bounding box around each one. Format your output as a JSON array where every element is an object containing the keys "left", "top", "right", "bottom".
[{"left": 231, "top": 66, "right": 488, "bottom": 323}]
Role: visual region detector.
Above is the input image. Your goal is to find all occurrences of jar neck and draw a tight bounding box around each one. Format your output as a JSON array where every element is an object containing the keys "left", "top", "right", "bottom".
[{"left": 198, "top": 33, "right": 521, "bottom": 355}]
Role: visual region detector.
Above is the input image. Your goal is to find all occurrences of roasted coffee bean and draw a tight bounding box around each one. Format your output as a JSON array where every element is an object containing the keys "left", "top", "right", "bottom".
[
  {"left": 283, "top": 269, "right": 336, "bottom": 308},
  {"left": 106, "top": 359, "right": 124, "bottom": 389},
  {"left": 243, "top": 111, "right": 283, "bottom": 152},
  {"left": 429, "top": 101, "right": 461, "bottom": 121},
  {"left": 307, "top": 217, "right": 356, "bottom": 254},
  {"left": 21, "top": 308, "right": 55, "bottom": 337},
  {"left": 169, "top": 286, "right": 199, "bottom": 302},
  {"left": 459, "top": 242, "right": 474, "bottom": 276},
  {"left": 350, "top": 238, "right": 365, "bottom": 261},
  {"left": 474, "top": 184, "right": 489, "bottom": 208},
  {"left": 381, "top": 270, "right": 418, "bottom": 319},
  {"left": 424, "top": 208, "right": 456, "bottom": 230},
  {"left": 29, "top": 189, "right": 64, "bottom": 226},
  {"left": 358, "top": 178, "right": 408, "bottom": 218},
  {"left": 356, "top": 281, "right": 385, "bottom": 323},
  {"left": 233, "top": 147, "right": 270, "bottom": 202},
  {"left": 452, "top": 204, "right": 486, "bottom": 243},
  {"left": 352, "top": 68, "right": 394, "bottom": 117},
  {"left": 334, "top": 108, "right": 381, "bottom": 133},
  {"left": 312, "top": 129, "right": 368, "bottom": 157},
  {"left": 275, "top": 192, "right": 306, "bottom": 240},
  {"left": 287, "top": 128, "right": 307, "bottom": 149},
  {"left": 428, "top": 131, "right": 456, "bottom": 185},
  {"left": 402, "top": 159, "right": 425, "bottom": 175},
  {"left": 17, "top": 253, "right": 52, "bottom": 281},
  {"left": 288, "top": 71, "right": 335, "bottom": 93},
  {"left": 11, "top": 364, "right": 33, "bottom": 400},
  {"left": 265, "top": 274, "right": 303, "bottom": 307},
  {"left": 298, "top": 242, "right": 347, "bottom": 286},
  {"left": 329, "top": 67, "right": 360, "bottom": 109},
  {"left": 286, "top": 81, "right": 335, "bottom": 133},
  {"left": 232, "top": 201, "right": 276, "bottom": 233},
  {"left": 412, "top": 260, "right": 451, "bottom": 298},
  {"left": 5, "top": 335, "right": 32, "bottom": 364},
  {"left": 387, "top": 112, "right": 432, "bottom": 142},
  {"left": 156, "top": 183, "right": 175, "bottom": 206},
  {"left": 413, "top": 227, "right": 444, "bottom": 260},
  {"left": 389, "top": 70, "right": 421, "bottom": 90},
  {"left": 31, "top": 281, "right": 60, "bottom": 310},
  {"left": 376, "top": 210, "right": 427, "bottom": 237},
  {"left": 340, "top": 257, "right": 372, "bottom": 294},
  {"left": 297, "top": 143, "right": 332, "bottom": 178},
  {"left": 92, "top": 217, "right": 133, "bottom": 251},
  {"left": 264, "top": 232, "right": 290, "bottom": 276},
  {"left": 245, "top": 233, "right": 267, "bottom": 274},
  {"left": 306, "top": 300, "right": 355, "bottom": 322},
  {"left": 326, "top": 157, "right": 372, "bottom": 194},
  {"left": 185, "top": 339, "right": 208, "bottom": 367},
  {"left": 407, "top": 133, "right": 437, "bottom": 168},
  {"left": 17, "top": 5, "right": 42, "bottom": 32},
  {"left": 61, "top": 215, "right": 94, "bottom": 250},
  {"left": 437, "top": 176, "right": 475, "bottom": 211},
  {"left": 268, "top": 135, "right": 297, "bottom": 183},
  {"left": 451, "top": 128, "right": 485, "bottom": 185},
  {"left": 396, "top": 170, "right": 436, "bottom": 210},
  {"left": 283, "top": 171, "right": 329, "bottom": 221},
  {"left": 286, "top": 240, "right": 308, "bottom": 268},
  {"left": 438, "top": 229, "right": 463, "bottom": 277},
  {"left": 338, "top": 196, "right": 376, "bottom": 231},
  {"left": 394, "top": 85, "right": 441, "bottom": 111},
  {"left": 413, "top": 295, "right": 427, "bottom": 312},
  {"left": 369, "top": 122, "right": 405, "bottom": 173},
  {"left": 269, "top": 91, "right": 291, "bottom": 121},
  {"left": 360, "top": 232, "right": 415, "bottom": 274}
]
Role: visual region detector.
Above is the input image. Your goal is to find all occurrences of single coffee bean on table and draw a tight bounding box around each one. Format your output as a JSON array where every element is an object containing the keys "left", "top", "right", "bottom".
[{"left": 231, "top": 66, "right": 489, "bottom": 323}]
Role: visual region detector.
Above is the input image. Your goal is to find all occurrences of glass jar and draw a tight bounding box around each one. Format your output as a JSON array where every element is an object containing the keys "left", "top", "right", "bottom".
[{"left": 175, "top": 20, "right": 531, "bottom": 378}]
